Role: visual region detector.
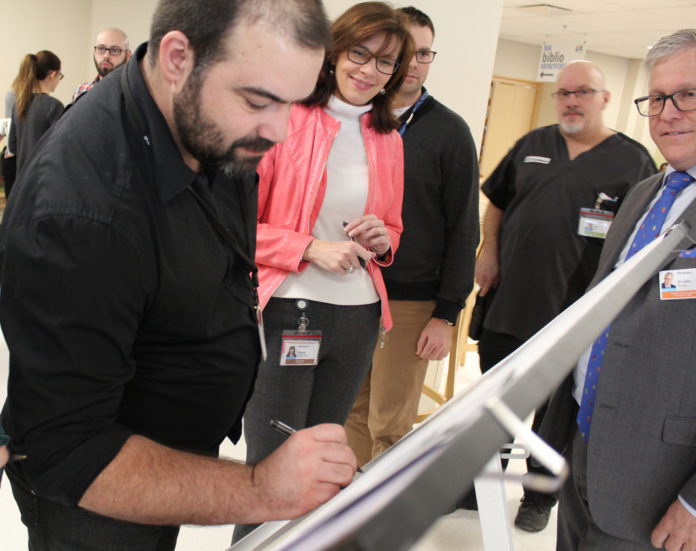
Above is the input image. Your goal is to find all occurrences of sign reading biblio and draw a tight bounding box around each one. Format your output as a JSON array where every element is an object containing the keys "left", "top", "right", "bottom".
[{"left": 537, "top": 41, "right": 586, "bottom": 82}]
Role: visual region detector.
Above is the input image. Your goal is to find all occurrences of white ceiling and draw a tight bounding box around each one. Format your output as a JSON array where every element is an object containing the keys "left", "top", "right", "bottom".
[{"left": 500, "top": 0, "right": 696, "bottom": 60}]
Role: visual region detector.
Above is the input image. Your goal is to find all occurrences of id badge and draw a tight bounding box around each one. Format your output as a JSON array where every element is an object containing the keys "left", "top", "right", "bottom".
[
  {"left": 578, "top": 208, "right": 614, "bottom": 239},
  {"left": 659, "top": 269, "right": 696, "bottom": 300},
  {"left": 281, "top": 330, "right": 322, "bottom": 366}
]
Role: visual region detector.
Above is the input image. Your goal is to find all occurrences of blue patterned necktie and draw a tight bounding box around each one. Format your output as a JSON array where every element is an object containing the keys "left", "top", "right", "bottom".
[{"left": 576, "top": 171, "right": 694, "bottom": 441}]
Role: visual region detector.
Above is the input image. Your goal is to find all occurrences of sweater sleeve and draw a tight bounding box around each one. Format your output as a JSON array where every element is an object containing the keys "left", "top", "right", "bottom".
[{"left": 432, "top": 118, "right": 480, "bottom": 323}]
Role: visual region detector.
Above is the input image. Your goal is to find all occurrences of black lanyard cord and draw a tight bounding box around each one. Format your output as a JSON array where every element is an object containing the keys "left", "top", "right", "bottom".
[{"left": 187, "top": 184, "right": 259, "bottom": 291}]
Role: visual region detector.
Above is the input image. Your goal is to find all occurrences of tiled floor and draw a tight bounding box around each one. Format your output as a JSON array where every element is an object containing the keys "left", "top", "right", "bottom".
[{"left": 0, "top": 342, "right": 557, "bottom": 550}]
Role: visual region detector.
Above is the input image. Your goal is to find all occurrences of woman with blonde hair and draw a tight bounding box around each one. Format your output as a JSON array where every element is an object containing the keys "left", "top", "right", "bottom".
[{"left": 8, "top": 50, "right": 64, "bottom": 176}]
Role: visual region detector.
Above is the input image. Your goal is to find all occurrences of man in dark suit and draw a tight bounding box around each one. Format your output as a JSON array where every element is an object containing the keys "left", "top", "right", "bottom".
[{"left": 556, "top": 28, "right": 696, "bottom": 550}]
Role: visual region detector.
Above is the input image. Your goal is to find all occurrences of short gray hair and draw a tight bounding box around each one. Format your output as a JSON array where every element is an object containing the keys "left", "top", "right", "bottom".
[{"left": 645, "top": 29, "right": 696, "bottom": 73}]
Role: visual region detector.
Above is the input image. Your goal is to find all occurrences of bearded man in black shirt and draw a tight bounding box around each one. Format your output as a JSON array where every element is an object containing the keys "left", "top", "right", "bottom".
[{"left": 0, "top": 1, "right": 358, "bottom": 550}]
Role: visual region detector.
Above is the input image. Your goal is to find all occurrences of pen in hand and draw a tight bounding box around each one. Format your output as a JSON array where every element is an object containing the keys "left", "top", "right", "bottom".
[
  {"left": 342, "top": 221, "right": 367, "bottom": 271},
  {"left": 269, "top": 419, "right": 364, "bottom": 474},
  {"left": 269, "top": 419, "right": 296, "bottom": 437}
]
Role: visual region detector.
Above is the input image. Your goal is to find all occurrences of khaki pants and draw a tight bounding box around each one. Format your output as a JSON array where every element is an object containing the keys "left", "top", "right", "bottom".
[{"left": 345, "top": 300, "right": 433, "bottom": 466}]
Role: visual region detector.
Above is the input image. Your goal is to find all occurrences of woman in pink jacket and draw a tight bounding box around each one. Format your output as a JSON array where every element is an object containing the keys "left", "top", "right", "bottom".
[{"left": 239, "top": 0, "right": 412, "bottom": 517}]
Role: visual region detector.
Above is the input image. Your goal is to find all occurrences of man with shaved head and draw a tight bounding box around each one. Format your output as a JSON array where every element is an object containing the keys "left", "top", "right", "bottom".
[
  {"left": 72, "top": 27, "right": 132, "bottom": 102},
  {"left": 464, "top": 60, "right": 656, "bottom": 530}
]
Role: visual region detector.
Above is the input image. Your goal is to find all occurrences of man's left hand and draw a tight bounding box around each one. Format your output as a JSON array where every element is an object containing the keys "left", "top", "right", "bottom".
[
  {"left": 416, "top": 318, "right": 453, "bottom": 361},
  {"left": 652, "top": 499, "right": 696, "bottom": 551}
]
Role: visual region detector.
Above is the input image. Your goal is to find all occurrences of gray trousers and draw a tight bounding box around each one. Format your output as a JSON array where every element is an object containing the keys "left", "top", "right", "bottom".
[{"left": 233, "top": 298, "right": 380, "bottom": 543}]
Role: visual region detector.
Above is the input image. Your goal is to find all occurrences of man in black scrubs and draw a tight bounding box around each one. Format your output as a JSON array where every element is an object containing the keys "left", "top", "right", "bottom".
[
  {"left": 0, "top": 1, "right": 357, "bottom": 550},
  {"left": 470, "top": 60, "right": 656, "bottom": 530}
]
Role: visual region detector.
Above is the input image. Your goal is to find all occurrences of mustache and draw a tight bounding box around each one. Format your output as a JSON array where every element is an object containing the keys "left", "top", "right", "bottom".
[{"left": 231, "top": 136, "right": 275, "bottom": 154}]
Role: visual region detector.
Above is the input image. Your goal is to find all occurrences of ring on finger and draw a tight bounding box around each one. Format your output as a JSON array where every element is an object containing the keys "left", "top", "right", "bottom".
[{"left": 348, "top": 266, "right": 355, "bottom": 273}]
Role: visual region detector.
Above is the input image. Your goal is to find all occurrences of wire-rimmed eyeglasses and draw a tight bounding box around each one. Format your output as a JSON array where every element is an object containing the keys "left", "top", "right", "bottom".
[{"left": 551, "top": 88, "right": 604, "bottom": 100}]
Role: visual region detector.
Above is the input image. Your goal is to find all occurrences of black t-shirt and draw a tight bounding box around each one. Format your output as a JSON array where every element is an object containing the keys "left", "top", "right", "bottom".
[
  {"left": 482, "top": 124, "right": 656, "bottom": 341},
  {"left": 0, "top": 43, "right": 260, "bottom": 506}
]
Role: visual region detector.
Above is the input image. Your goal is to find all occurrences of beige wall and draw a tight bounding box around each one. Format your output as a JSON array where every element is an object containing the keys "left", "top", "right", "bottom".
[
  {"left": 1, "top": 0, "right": 92, "bottom": 109},
  {"left": 492, "top": 38, "right": 658, "bottom": 161},
  {"left": 3, "top": 0, "right": 502, "bottom": 157},
  {"left": 5, "top": 1, "right": 656, "bottom": 161},
  {"left": 87, "top": 0, "right": 158, "bottom": 83},
  {"left": 325, "top": 0, "right": 503, "bottom": 153},
  {"left": 1, "top": 0, "right": 158, "bottom": 109}
]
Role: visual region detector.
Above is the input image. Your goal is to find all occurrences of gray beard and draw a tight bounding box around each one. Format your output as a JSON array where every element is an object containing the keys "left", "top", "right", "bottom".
[{"left": 560, "top": 120, "right": 584, "bottom": 134}]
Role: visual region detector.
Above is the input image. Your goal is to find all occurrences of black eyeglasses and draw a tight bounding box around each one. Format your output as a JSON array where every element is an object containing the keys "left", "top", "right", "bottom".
[
  {"left": 57, "top": 72, "right": 64, "bottom": 80},
  {"left": 346, "top": 46, "right": 400, "bottom": 75},
  {"left": 415, "top": 50, "right": 437, "bottom": 64},
  {"left": 634, "top": 88, "right": 696, "bottom": 117},
  {"left": 94, "top": 45, "right": 125, "bottom": 56},
  {"left": 551, "top": 88, "right": 604, "bottom": 100}
]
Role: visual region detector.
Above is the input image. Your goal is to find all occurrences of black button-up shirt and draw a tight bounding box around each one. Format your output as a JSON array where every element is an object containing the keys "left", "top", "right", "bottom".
[{"left": 0, "top": 43, "right": 260, "bottom": 506}]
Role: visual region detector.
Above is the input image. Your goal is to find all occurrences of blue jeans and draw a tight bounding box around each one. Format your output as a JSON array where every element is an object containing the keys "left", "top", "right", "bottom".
[{"left": 7, "top": 464, "right": 180, "bottom": 551}]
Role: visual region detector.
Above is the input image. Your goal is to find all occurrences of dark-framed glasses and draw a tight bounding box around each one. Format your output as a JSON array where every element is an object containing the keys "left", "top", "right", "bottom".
[
  {"left": 57, "top": 72, "right": 64, "bottom": 80},
  {"left": 346, "top": 46, "right": 400, "bottom": 75},
  {"left": 634, "top": 88, "right": 696, "bottom": 117},
  {"left": 551, "top": 88, "right": 604, "bottom": 100},
  {"left": 94, "top": 45, "right": 125, "bottom": 56},
  {"left": 415, "top": 50, "right": 437, "bottom": 64}
]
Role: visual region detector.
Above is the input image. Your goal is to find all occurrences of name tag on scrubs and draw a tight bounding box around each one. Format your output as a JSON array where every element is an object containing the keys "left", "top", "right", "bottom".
[
  {"left": 524, "top": 156, "right": 551, "bottom": 164},
  {"left": 280, "top": 330, "right": 322, "bottom": 366},
  {"left": 659, "top": 269, "right": 696, "bottom": 300},
  {"left": 577, "top": 208, "right": 614, "bottom": 239}
]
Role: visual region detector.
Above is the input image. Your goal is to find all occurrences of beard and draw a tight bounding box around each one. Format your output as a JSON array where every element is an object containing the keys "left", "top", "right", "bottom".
[
  {"left": 173, "top": 66, "right": 275, "bottom": 179},
  {"left": 559, "top": 110, "right": 585, "bottom": 134},
  {"left": 94, "top": 56, "right": 127, "bottom": 78}
]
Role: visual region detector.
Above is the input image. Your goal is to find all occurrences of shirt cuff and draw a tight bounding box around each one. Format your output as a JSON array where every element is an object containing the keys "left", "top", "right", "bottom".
[{"left": 679, "top": 495, "right": 696, "bottom": 518}]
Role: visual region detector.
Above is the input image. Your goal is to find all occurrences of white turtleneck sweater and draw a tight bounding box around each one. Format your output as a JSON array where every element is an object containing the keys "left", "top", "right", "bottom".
[{"left": 273, "top": 95, "right": 380, "bottom": 305}]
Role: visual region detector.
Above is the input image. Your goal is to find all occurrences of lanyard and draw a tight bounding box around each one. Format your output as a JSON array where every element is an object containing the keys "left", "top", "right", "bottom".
[
  {"left": 398, "top": 88, "right": 429, "bottom": 137},
  {"left": 186, "top": 182, "right": 259, "bottom": 291}
]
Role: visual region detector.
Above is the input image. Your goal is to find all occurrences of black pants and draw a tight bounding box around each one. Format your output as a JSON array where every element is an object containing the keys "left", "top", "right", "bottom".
[
  {"left": 2, "top": 153, "right": 16, "bottom": 200},
  {"left": 7, "top": 463, "right": 179, "bottom": 551}
]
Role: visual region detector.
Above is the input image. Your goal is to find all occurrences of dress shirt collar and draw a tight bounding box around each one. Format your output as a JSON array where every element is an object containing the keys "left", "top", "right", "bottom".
[{"left": 662, "top": 165, "right": 696, "bottom": 185}]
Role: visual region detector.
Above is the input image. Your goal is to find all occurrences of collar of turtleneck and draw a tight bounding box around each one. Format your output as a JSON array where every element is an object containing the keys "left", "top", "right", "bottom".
[{"left": 325, "top": 94, "right": 373, "bottom": 122}]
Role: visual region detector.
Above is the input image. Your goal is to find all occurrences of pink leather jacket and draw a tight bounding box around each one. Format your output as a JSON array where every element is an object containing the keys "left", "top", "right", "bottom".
[{"left": 256, "top": 103, "right": 404, "bottom": 331}]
